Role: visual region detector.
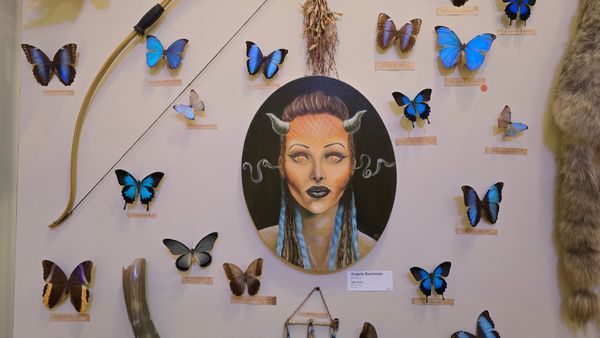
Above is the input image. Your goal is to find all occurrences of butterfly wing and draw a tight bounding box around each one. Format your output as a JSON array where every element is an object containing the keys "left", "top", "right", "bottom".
[
  {"left": 410, "top": 267, "right": 432, "bottom": 297},
  {"left": 506, "top": 122, "right": 529, "bottom": 137},
  {"left": 463, "top": 33, "right": 496, "bottom": 71},
  {"left": 245, "top": 258, "right": 263, "bottom": 296},
  {"left": 163, "top": 239, "right": 193, "bottom": 271},
  {"left": 413, "top": 89, "right": 432, "bottom": 121},
  {"left": 452, "top": 0, "right": 469, "bottom": 7},
  {"left": 518, "top": 0, "right": 535, "bottom": 22},
  {"left": 189, "top": 89, "right": 206, "bottom": 113},
  {"left": 498, "top": 105, "right": 512, "bottom": 129},
  {"left": 246, "top": 41, "right": 264, "bottom": 75},
  {"left": 146, "top": 35, "right": 165, "bottom": 68},
  {"left": 451, "top": 332, "right": 477, "bottom": 338},
  {"left": 52, "top": 43, "right": 77, "bottom": 86},
  {"left": 360, "top": 322, "right": 378, "bottom": 338},
  {"left": 392, "top": 92, "right": 418, "bottom": 124},
  {"left": 173, "top": 104, "right": 196, "bottom": 120},
  {"left": 483, "top": 182, "right": 504, "bottom": 224},
  {"left": 376, "top": 13, "right": 397, "bottom": 49},
  {"left": 397, "top": 19, "right": 422, "bottom": 53},
  {"left": 435, "top": 26, "right": 462, "bottom": 69},
  {"left": 263, "top": 49, "right": 288, "bottom": 79},
  {"left": 461, "top": 185, "right": 483, "bottom": 227},
  {"left": 476, "top": 311, "right": 500, "bottom": 338},
  {"left": 223, "top": 263, "right": 246, "bottom": 296},
  {"left": 42, "top": 260, "right": 68, "bottom": 309},
  {"left": 115, "top": 169, "right": 138, "bottom": 208},
  {"left": 138, "top": 172, "right": 164, "bottom": 210},
  {"left": 432, "top": 261, "right": 451, "bottom": 296},
  {"left": 192, "top": 232, "right": 219, "bottom": 267},
  {"left": 165, "top": 39, "right": 189, "bottom": 69},
  {"left": 67, "top": 261, "right": 93, "bottom": 313},
  {"left": 21, "top": 44, "right": 52, "bottom": 86}
]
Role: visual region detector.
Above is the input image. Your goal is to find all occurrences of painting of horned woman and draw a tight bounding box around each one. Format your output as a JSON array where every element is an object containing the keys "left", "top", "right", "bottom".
[{"left": 242, "top": 76, "right": 396, "bottom": 273}]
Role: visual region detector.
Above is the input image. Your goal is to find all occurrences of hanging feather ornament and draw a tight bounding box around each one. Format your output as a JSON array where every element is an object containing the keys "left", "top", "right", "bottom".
[{"left": 301, "top": 0, "right": 342, "bottom": 77}]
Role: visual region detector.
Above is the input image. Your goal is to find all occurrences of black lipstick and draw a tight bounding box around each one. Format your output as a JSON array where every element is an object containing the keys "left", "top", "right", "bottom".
[{"left": 306, "top": 186, "right": 331, "bottom": 199}]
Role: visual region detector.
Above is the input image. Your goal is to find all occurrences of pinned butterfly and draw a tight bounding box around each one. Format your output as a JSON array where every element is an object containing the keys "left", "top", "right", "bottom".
[
  {"left": 246, "top": 41, "right": 288, "bottom": 79},
  {"left": 360, "top": 322, "right": 378, "bottom": 338},
  {"left": 114, "top": 169, "right": 164, "bottom": 211},
  {"left": 503, "top": 0, "right": 535, "bottom": 26},
  {"left": 173, "top": 89, "right": 205, "bottom": 121},
  {"left": 146, "top": 35, "right": 189, "bottom": 69},
  {"left": 223, "top": 258, "right": 263, "bottom": 296},
  {"left": 410, "top": 261, "right": 452, "bottom": 302},
  {"left": 42, "top": 260, "right": 93, "bottom": 313},
  {"left": 21, "top": 43, "right": 77, "bottom": 86},
  {"left": 452, "top": 0, "right": 469, "bottom": 6},
  {"left": 498, "top": 105, "right": 528, "bottom": 137},
  {"left": 392, "top": 89, "right": 432, "bottom": 127},
  {"left": 452, "top": 310, "right": 500, "bottom": 338},
  {"left": 435, "top": 26, "right": 496, "bottom": 72},
  {"left": 461, "top": 182, "right": 504, "bottom": 227},
  {"left": 376, "top": 14, "right": 422, "bottom": 54},
  {"left": 163, "top": 232, "right": 218, "bottom": 272}
]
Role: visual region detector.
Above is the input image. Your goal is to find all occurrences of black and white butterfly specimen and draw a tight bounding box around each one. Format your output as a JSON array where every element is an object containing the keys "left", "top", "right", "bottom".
[{"left": 162, "top": 232, "right": 219, "bottom": 271}]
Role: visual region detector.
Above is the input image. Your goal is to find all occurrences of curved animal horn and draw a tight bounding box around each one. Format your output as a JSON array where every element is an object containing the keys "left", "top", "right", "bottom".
[
  {"left": 266, "top": 113, "right": 290, "bottom": 136},
  {"left": 344, "top": 110, "right": 366, "bottom": 134}
]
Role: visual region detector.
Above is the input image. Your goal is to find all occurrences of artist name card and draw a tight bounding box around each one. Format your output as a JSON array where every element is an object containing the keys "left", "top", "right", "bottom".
[{"left": 347, "top": 271, "right": 393, "bottom": 291}]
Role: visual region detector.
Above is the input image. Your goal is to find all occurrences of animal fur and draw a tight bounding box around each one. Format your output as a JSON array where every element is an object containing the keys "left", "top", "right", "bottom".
[{"left": 553, "top": 0, "right": 600, "bottom": 325}]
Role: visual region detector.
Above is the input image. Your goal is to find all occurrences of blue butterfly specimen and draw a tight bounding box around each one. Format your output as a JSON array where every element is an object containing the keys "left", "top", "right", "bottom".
[
  {"left": 392, "top": 89, "right": 432, "bottom": 127},
  {"left": 115, "top": 169, "right": 164, "bottom": 211},
  {"left": 409, "top": 261, "right": 451, "bottom": 302},
  {"left": 163, "top": 232, "right": 219, "bottom": 272},
  {"left": 21, "top": 43, "right": 77, "bottom": 86},
  {"left": 461, "top": 182, "right": 504, "bottom": 227},
  {"left": 452, "top": 310, "right": 500, "bottom": 338},
  {"left": 376, "top": 14, "right": 422, "bottom": 53},
  {"left": 498, "top": 105, "right": 528, "bottom": 137},
  {"left": 173, "top": 89, "right": 205, "bottom": 121},
  {"left": 146, "top": 35, "right": 189, "bottom": 69},
  {"left": 434, "top": 26, "right": 496, "bottom": 72},
  {"left": 504, "top": 0, "right": 536, "bottom": 26},
  {"left": 245, "top": 41, "right": 288, "bottom": 79}
]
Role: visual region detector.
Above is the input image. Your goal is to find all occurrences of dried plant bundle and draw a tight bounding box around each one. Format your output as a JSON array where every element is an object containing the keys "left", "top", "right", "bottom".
[{"left": 302, "top": 0, "right": 342, "bottom": 77}]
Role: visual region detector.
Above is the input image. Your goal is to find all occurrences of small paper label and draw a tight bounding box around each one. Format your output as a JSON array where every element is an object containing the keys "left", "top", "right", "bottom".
[
  {"left": 50, "top": 313, "right": 90, "bottom": 322},
  {"left": 186, "top": 122, "right": 218, "bottom": 130},
  {"left": 497, "top": 28, "right": 536, "bottom": 35},
  {"left": 437, "top": 6, "right": 478, "bottom": 15},
  {"left": 181, "top": 276, "right": 213, "bottom": 285},
  {"left": 445, "top": 77, "right": 486, "bottom": 87},
  {"left": 43, "top": 89, "right": 74, "bottom": 96},
  {"left": 412, "top": 298, "right": 454, "bottom": 305},
  {"left": 396, "top": 136, "right": 437, "bottom": 146},
  {"left": 145, "top": 79, "right": 182, "bottom": 87},
  {"left": 485, "top": 147, "right": 528, "bottom": 155},
  {"left": 127, "top": 213, "right": 157, "bottom": 219},
  {"left": 455, "top": 228, "right": 498, "bottom": 235},
  {"left": 374, "top": 61, "right": 416, "bottom": 71},
  {"left": 230, "top": 295, "right": 277, "bottom": 305},
  {"left": 298, "top": 311, "right": 330, "bottom": 318},
  {"left": 246, "top": 83, "right": 281, "bottom": 90},
  {"left": 347, "top": 271, "right": 393, "bottom": 291}
]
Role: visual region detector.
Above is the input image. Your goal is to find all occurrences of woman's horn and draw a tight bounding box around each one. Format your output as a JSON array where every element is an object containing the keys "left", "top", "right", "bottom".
[
  {"left": 344, "top": 110, "right": 367, "bottom": 134},
  {"left": 266, "top": 113, "right": 290, "bottom": 136}
]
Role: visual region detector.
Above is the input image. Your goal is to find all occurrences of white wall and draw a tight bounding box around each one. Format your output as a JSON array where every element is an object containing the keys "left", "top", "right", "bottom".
[{"left": 15, "top": 0, "right": 587, "bottom": 337}]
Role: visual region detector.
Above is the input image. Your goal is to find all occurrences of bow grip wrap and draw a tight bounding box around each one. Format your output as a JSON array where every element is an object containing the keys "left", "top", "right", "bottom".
[{"left": 134, "top": 4, "right": 165, "bottom": 35}]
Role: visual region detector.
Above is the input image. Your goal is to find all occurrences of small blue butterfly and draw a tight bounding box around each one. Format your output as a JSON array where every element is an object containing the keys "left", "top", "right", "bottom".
[
  {"left": 245, "top": 41, "right": 288, "bottom": 79},
  {"left": 435, "top": 26, "right": 496, "bottom": 72},
  {"left": 115, "top": 170, "right": 164, "bottom": 211},
  {"left": 452, "top": 310, "right": 500, "bottom": 338},
  {"left": 392, "top": 89, "right": 432, "bottom": 127},
  {"left": 173, "top": 89, "right": 205, "bottom": 121},
  {"left": 461, "top": 183, "right": 504, "bottom": 227},
  {"left": 146, "top": 35, "right": 189, "bottom": 69},
  {"left": 21, "top": 43, "right": 77, "bottom": 86},
  {"left": 409, "top": 261, "right": 451, "bottom": 302},
  {"left": 504, "top": 0, "right": 535, "bottom": 26},
  {"left": 498, "top": 105, "right": 528, "bottom": 137}
]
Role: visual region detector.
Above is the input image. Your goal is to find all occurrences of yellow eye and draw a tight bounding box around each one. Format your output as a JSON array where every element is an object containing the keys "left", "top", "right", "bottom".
[
  {"left": 326, "top": 152, "right": 346, "bottom": 163},
  {"left": 289, "top": 153, "right": 309, "bottom": 163}
]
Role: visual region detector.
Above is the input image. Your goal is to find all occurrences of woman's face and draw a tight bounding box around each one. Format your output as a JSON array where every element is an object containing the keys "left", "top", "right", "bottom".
[{"left": 281, "top": 113, "right": 352, "bottom": 215}]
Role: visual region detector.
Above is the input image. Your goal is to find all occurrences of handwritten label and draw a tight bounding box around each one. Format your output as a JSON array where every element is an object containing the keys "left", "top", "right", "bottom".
[
  {"left": 396, "top": 136, "right": 437, "bottom": 146},
  {"left": 246, "top": 83, "right": 281, "bottom": 90},
  {"left": 412, "top": 298, "right": 454, "bottom": 305},
  {"left": 127, "top": 213, "right": 157, "bottom": 219},
  {"left": 374, "top": 61, "right": 415, "bottom": 71},
  {"left": 437, "top": 6, "right": 478, "bottom": 15},
  {"left": 455, "top": 228, "right": 498, "bottom": 235},
  {"left": 145, "top": 79, "right": 182, "bottom": 87},
  {"left": 497, "top": 28, "right": 537, "bottom": 36},
  {"left": 186, "top": 122, "right": 218, "bottom": 130},
  {"left": 43, "top": 89, "right": 74, "bottom": 96},
  {"left": 445, "top": 77, "right": 486, "bottom": 87},
  {"left": 485, "top": 147, "right": 528, "bottom": 155},
  {"left": 50, "top": 313, "right": 90, "bottom": 322},
  {"left": 181, "top": 276, "right": 213, "bottom": 285},
  {"left": 230, "top": 295, "right": 277, "bottom": 305},
  {"left": 298, "top": 312, "right": 330, "bottom": 318},
  {"left": 347, "top": 271, "right": 393, "bottom": 291}
]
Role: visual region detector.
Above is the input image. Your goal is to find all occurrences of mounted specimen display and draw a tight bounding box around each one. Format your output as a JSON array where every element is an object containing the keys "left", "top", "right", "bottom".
[
  {"left": 223, "top": 258, "right": 263, "bottom": 296},
  {"left": 376, "top": 14, "right": 422, "bottom": 53},
  {"left": 504, "top": 0, "right": 535, "bottom": 25},
  {"left": 245, "top": 41, "right": 288, "bottom": 79},
  {"left": 451, "top": 310, "right": 500, "bottom": 338},
  {"left": 283, "top": 287, "right": 339, "bottom": 338},
  {"left": 114, "top": 170, "right": 164, "bottom": 211},
  {"left": 21, "top": 43, "right": 77, "bottom": 86},
  {"left": 498, "top": 105, "right": 528, "bottom": 137},
  {"left": 434, "top": 26, "right": 496, "bottom": 72},
  {"left": 146, "top": 35, "right": 189, "bottom": 69},
  {"left": 392, "top": 89, "right": 433, "bottom": 127},
  {"left": 461, "top": 183, "right": 504, "bottom": 227},
  {"left": 163, "top": 232, "right": 219, "bottom": 271},
  {"left": 173, "top": 89, "right": 206, "bottom": 121},
  {"left": 409, "top": 261, "right": 452, "bottom": 302},
  {"left": 42, "top": 260, "right": 93, "bottom": 313}
]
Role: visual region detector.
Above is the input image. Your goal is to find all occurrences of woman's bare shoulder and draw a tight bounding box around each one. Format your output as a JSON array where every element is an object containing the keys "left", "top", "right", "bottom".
[
  {"left": 258, "top": 226, "right": 278, "bottom": 249},
  {"left": 358, "top": 232, "right": 376, "bottom": 256}
]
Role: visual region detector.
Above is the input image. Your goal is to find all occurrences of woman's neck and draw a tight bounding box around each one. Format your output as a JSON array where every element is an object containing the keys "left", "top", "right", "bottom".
[{"left": 299, "top": 203, "right": 339, "bottom": 271}]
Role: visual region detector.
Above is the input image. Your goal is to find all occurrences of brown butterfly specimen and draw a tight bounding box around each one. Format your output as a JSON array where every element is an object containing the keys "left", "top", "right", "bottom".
[
  {"left": 42, "top": 260, "right": 93, "bottom": 313},
  {"left": 376, "top": 13, "right": 422, "bottom": 53},
  {"left": 223, "top": 258, "right": 263, "bottom": 296},
  {"left": 452, "top": 0, "right": 469, "bottom": 6},
  {"left": 360, "top": 322, "right": 378, "bottom": 338}
]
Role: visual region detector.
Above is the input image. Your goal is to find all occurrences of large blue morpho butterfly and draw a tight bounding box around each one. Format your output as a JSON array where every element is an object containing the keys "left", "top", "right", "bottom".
[
  {"left": 245, "top": 41, "right": 288, "bottom": 79},
  {"left": 376, "top": 14, "right": 422, "bottom": 53},
  {"left": 114, "top": 169, "right": 164, "bottom": 211},
  {"left": 461, "top": 182, "right": 504, "bottom": 227},
  {"left": 409, "top": 261, "right": 451, "bottom": 302},
  {"left": 21, "top": 43, "right": 77, "bottom": 86},
  {"left": 504, "top": 0, "right": 536, "bottom": 26},
  {"left": 434, "top": 26, "right": 496, "bottom": 72},
  {"left": 146, "top": 35, "right": 189, "bottom": 69},
  {"left": 162, "top": 232, "right": 219, "bottom": 272},
  {"left": 173, "top": 89, "right": 205, "bottom": 121},
  {"left": 392, "top": 89, "right": 432, "bottom": 128},
  {"left": 498, "top": 105, "right": 528, "bottom": 137},
  {"left": 452, "top": 310, "right": 501, "bottom": 338}
]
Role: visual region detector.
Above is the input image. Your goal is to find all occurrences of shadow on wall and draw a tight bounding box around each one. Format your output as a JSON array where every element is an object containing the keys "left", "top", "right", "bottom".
[{"left": 22, "top": 0, "right": 109, "bottom": 29}]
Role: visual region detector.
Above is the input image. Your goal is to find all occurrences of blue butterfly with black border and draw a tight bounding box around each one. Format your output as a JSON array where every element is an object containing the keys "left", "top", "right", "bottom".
[
  {"left": 146, "top": 35, "right": 189, "bottom": 69},
  {"left": 409, "top": 261, "right": 451, "bottom": 302},
  {"left": 21, "top": 43, "right": 77, "bottom": 86},
  {"left": 115, "top": 169, "right": 164, "bottom": 211},
  {"left": 461, "top": 182, "right": 504, "bottom": 227},
  {"left": 452, "top": 310, "right": 500, "bottom": 338},
  {"left": 434, "top": 26, "right": 496, "bottom": 72},
  {"left": 392, "top": 89, "right": 432, "bottom": 128},
  {"left": 504, "top": 0, "right": 536, "bottom": 26},
  {"left": 245, "top": 41, "right": 288, "bottom": 79}
]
